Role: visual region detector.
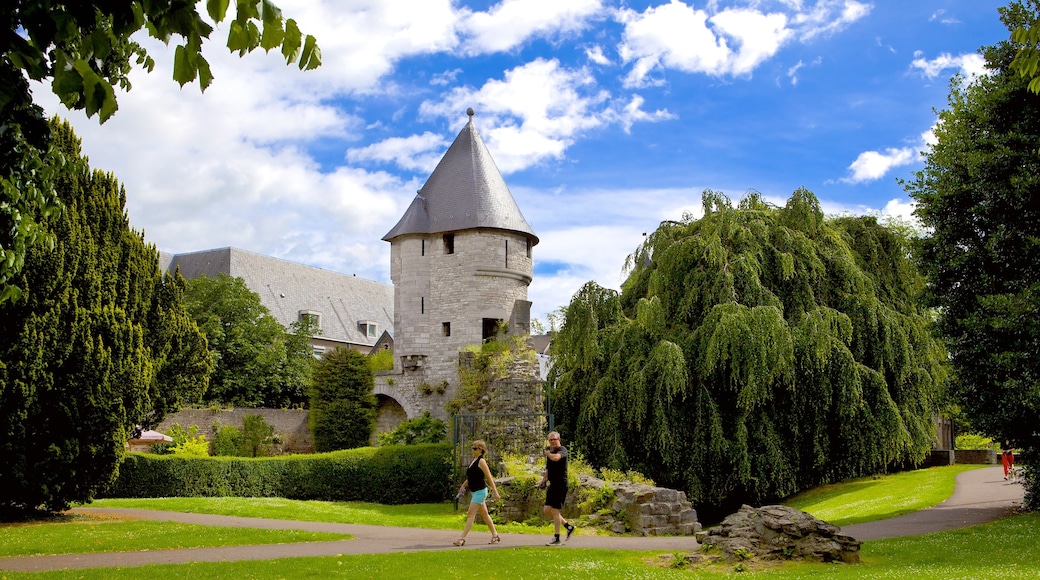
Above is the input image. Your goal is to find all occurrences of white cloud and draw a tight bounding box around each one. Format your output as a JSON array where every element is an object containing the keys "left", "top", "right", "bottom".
[
  {"left": 792, "top": 0, "right": 872, "bottom": 41},
  {"left": 911, "top": 51, "right": 987, "bottom": 80},
  {"left": 840, "top": 123, "right": 936, "bottom": 184},
  {"left": 843, "top": 148, "right": 915, "bottom": 183},
  {"left": 431, "top": 68, "right": 463, "bottom": 86},
  {"left": 347, "top": 132, "right": 450, "bottom": 173},
  {"left": 458, "top": 0, "right": 604, "bottom": 55},
  {"left": 929, "top": 9, "right": 960, "bottom": 25},
  {"left": 416, "top": 58, "right": 670, "bottom": 173},
  {"left": 788, "top": 60, "right": 805, "bottom": 85},
  {"left": 616, "top": 1, "right": 865, "bottom": 87},
  {"left": 607, "top": 94, "right": 676, "bottom": 132},
  {"left": 586, "top": 45, "right": 612, "bottom": 65},
  {"left": 274, "top": 0, "right": 461, "bottom": 93}
]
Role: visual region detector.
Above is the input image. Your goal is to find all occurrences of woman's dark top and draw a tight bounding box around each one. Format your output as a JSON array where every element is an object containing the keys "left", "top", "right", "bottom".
[{"left": 467, "top": 457, "right": 487, "bottom": 491}]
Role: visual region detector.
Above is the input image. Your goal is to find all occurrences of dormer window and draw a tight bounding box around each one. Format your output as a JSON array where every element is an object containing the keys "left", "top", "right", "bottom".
[
  {"left": 299, "top": 310, "right": 321, "bottom": 331},
  {"left": 358, "top": 320, "right": 378, "bottom": 339}
]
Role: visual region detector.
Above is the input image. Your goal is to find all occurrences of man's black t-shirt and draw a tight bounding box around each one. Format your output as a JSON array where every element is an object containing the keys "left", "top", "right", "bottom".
[{"left": 546, "top": 444, "right": 568, "bottom": 486}]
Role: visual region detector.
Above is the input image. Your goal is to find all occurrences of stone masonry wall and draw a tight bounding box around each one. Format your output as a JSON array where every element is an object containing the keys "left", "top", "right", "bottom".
[
  {"left": 157, "top": 408, "right": 312, "bottom": 453},
  {"left": 390, "top": 230, "right": 532, "bottom": 398}
]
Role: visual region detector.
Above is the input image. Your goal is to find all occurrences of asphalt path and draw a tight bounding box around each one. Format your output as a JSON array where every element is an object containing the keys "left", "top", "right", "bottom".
[{"left": 0, "top": 465, "right": 1025, "bottom": 572}]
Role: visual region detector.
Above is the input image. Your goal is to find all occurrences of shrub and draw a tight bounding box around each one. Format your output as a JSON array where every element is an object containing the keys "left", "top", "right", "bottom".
[
  {"left": 310, "top": 348, "right": 377, "bottom": 451},
  {"left": 212, "top": 424, "right": 244, "bottom": 457},
  {"left": 104, "top": 444, "right": 453, "bottom": 504},
  {"left": 956, "top": 433, "right": 1000, "bottom": 451},
  {"left": 377, "top": 411, "right": 447, "bottom": 446}
]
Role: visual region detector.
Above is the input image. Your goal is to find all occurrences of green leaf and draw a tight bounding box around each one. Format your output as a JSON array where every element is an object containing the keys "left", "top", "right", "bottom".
[
  {"left": 260, "top": 19, "right": 285, "bottom": 52},
  {"left": 207, "top": 0, "right": 231, "bottom": 23},
  {"left": 227, "top": 20, "right": 250, "bottom": 54},
  {"left": 282, "top": 19, "right": 302, "bottom": 63},
  {"left": 172, "top": 45, "right": 198, "bottom": 86},
  {"left": 299, "top": 34, "right": 321, "bottom": 71},
  {"left": 197, "top": 56, "right": 214, "bottom": 92}
]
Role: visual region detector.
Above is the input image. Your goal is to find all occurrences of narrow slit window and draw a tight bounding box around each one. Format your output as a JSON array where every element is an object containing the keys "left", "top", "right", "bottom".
[
  {"left": 421, "top": 239, "right": 425, "bottom": 256},
  {"left": 442, "top": 322, "right": 451, "bottom": 337},
  {"left": 505, "top": 240, "right": 509, "bottom": 268},
  {"left": 421, "top": 296, "right": 425, "bottom": 314},
  {"left": 443, "top": 234, "right": 455, "bottom": 254}
]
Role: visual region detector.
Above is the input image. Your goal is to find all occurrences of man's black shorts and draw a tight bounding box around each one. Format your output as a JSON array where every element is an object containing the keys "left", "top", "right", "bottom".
[{"left": 545, "top": 484, "right": 568, "bottom": 509}]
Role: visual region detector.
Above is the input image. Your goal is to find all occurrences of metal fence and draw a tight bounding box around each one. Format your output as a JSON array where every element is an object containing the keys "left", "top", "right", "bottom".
[{"left": 451, "top": 412, "right": 554, "bottom": 483}]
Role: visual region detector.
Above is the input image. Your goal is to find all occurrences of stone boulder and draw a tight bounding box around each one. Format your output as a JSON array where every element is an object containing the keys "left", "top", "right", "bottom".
[
  {"left": 579, "top": 474, "right": 702, "bottom": 536},
  {"left": 699, "top": 505, "right": 860, "bottom": 564}
]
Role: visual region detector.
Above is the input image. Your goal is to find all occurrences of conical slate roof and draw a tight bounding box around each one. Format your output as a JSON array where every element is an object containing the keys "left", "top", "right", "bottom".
[{"left": 383, "top": 110, "right": 538, "bottom": 244}]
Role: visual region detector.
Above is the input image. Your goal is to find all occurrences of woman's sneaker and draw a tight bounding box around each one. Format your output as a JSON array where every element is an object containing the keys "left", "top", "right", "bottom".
[
  {"left": 565, "top": 523, "right": 576, "bottom": 541},
  {"left": 546, "top": 535, "right": 562, "bottom": 546}
]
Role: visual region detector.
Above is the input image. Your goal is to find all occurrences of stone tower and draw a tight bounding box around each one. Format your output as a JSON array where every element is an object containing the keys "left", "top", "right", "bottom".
[{"left": 378, "top": 109, "right": 539, "bottom": 421}]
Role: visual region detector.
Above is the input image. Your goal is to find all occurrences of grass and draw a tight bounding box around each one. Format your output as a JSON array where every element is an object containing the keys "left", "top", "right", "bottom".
[
  {"left": 2, "top": 513, "right": 1039, "bottom": 579},
  {"left": 780, "top": 464, "right": 985, "bottom": 526},
  {"left": 87, "top": 496, "right": 556, "bottom": 535},
  {"left": 0, "top": 513, "right": 350, "bottom": 558},
  {"left": 5, "top": 464, "right": 1033, "bottom": 579}
]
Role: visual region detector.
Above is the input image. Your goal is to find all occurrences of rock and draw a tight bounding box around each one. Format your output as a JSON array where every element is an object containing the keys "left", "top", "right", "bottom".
[{"left": 701, "top": 505, "right": 861, "bottom": 564}]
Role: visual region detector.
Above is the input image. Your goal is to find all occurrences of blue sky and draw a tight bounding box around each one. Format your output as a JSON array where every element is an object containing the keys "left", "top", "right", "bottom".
[{"left": 38, "top": 0, "right": 1009, "bottom": 325}]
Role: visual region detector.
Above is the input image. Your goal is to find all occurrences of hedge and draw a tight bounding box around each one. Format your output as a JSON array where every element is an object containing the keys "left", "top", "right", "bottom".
[{"left": 102, "top": 443, "right": 453, "bottom": 504}]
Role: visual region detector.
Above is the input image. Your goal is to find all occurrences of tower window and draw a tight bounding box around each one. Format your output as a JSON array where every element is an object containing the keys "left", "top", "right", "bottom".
[
  {"left": 505, "top": 240, "right": 509, "bottom": 268},
  {"left": 421, "top": 296, "right": 425, "bottom": 314},
  {"left": 443, "top": 233, "right": 455, "bottom": 254},
  {"left": 526, "top": 238, "right": 532, "bottom": 258},
  {"left": 482, "top": 318, "right": 502, "bottom": 342},
  {"left": 442, "top": 322, "right": 451, "bottom": 337},
  {"left": 422, "top": 239, "right": 425, "bottom": 256}
]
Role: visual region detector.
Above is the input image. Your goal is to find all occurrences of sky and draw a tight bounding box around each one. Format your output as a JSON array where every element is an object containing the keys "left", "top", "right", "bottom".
[{"left": 33, "top": 0, "right": 1011, "bottom": 326}]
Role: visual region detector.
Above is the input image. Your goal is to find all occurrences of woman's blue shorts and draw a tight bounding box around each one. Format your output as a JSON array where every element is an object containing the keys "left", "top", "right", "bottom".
[{"left": 470, "top": 487, "right": 489, "bottom": 504}]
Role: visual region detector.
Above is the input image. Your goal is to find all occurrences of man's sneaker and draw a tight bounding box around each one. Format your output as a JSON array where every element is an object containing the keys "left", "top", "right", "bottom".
[
  {"left": 545, "top": 536, "right": 562, "bottom": 546},
  {"left": 565, "top": 523, "right": 576, "bottom": 541}
]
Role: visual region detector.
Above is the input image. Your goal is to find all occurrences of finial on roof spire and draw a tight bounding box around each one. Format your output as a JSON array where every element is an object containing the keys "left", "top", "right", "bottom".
[{"left": 466, "top": 107, "right": 475, "bottom": 119}]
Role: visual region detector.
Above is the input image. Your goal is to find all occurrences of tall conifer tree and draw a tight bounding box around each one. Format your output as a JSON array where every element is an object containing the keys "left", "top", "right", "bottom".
[
  {"left": 0, "top": 119, "right": 209, "bottom": 518},
  {"left": 550, "top": 188, "right": 947, "bottom": 517}
]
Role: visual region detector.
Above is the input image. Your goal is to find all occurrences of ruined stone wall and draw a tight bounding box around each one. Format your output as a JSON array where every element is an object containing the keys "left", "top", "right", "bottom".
[{"left": 493, "top": 474, "right": 701, "bottom": 536}]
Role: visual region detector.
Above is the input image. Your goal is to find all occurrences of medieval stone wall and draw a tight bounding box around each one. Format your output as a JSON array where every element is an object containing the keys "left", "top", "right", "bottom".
[{"left": 157, "top": 408, "right": 312, "bottom": 453}]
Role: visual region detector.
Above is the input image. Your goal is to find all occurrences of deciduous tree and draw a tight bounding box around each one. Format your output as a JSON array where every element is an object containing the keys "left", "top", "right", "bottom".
[
  {"left": 907, "top": 0, "right": 1040, "bottom": 508},
  {"left": 182, "top": 273, "right": 312, "bottom": 408},
  {"left": 549, "top": 188, "right": 947, "bottom": 518},
  {"left": 2, "top": 0, "right": 320, "bottom": 303}
]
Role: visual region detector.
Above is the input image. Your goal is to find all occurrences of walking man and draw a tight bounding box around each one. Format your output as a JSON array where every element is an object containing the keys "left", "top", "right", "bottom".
[{"left": 538, "top": 431, "right": 576, "bottom": 545}]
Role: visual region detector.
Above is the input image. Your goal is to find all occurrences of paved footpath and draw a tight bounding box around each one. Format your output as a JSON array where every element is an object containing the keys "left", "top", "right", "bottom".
[{"left": 0, "top": 466, "right": 1024, "bottom": 572}]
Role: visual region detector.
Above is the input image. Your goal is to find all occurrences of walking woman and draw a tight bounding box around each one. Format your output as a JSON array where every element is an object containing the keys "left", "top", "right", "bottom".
[{"left": 453, "top": 439, "right": 501, "bottom": 546}]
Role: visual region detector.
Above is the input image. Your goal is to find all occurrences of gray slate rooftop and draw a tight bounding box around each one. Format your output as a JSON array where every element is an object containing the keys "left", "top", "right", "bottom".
[
  {"left": 163, "top": 247, "right": 393, "bottom": 348},
  {"left": 383, "top": 110, "right": 538, "bottom": 243}
]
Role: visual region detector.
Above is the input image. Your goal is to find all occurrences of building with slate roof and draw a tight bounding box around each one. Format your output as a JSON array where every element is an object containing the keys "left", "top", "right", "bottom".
[
  {"left": 162, "top": 247, "right": 393, "bottom": 355},
  {"left": 374, "top": 109, "right": 540, "bottom": 423}
]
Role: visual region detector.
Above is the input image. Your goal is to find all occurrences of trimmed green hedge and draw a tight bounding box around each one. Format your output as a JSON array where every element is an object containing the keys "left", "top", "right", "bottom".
[{"left": 103, "top": 444, "right": 452, "bottom": 504}]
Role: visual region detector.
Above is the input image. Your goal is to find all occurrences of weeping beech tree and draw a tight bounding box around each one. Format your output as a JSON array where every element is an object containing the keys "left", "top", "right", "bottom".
[{"left": 549, "top": 188, "right": 947, "bottom": 515}]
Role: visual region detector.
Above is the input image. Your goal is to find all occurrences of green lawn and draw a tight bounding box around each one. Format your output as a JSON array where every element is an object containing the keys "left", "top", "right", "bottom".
[
  {"left": 780, "top": 464, "right": 985, "bottom": 526},
  {"left": 4, "top": 464, "right": 1033, "bottom": 579},
  {"left": 0, "top": 514, "right": 350, "bottom": 558},
  {"left": 3, "top": 513, "right": 1039, "bottom": 579},
  {"left": 87, "top": 496, "right": 556, "bottom": 535}
]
